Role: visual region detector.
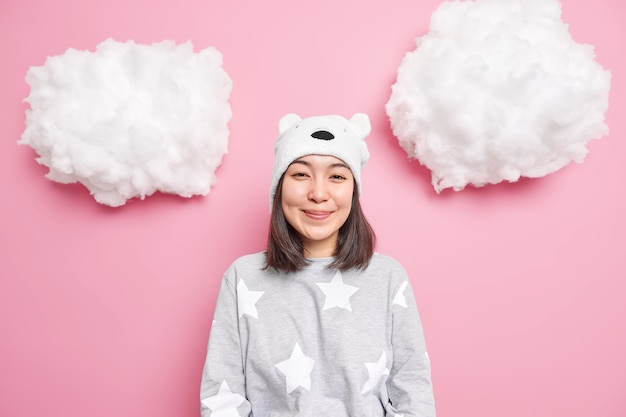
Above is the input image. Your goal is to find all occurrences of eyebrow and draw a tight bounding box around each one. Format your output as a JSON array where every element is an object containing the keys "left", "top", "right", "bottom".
[{"left": 290, "top": 159, "right": 350, "bottom": 170}]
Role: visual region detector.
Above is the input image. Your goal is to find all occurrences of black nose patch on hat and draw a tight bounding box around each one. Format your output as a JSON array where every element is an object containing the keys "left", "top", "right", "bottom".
[{"left": 311, "top": 130, "right": 335, "bottom": 140}]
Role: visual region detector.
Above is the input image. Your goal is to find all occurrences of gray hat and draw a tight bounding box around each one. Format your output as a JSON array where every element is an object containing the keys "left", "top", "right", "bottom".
[{"left": 270, "top": 113, "right": 372, "bottom": 207}]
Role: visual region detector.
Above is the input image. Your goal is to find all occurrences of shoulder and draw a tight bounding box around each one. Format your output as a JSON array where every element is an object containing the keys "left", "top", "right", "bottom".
[
  {"left": 355, "top": 253, "right": 410, "bottom": 288},
  {"left": 369, "top": 253, "right": 408, "bottom": 275},
  {"left": 367, "top": 253, "right": 421, "bottom": 306},
  {"left": 221, "top": 252, "right": 267, "bottom": 283},
  {"left": 230, "top": 252, "right": 266, "bottom": 267},
  {"left": 225, "top": 252, "right": 267, "bottom": 275}
]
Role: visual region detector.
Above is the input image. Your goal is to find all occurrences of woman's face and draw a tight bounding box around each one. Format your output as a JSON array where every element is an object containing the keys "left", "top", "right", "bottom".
[{"left": 281, "top": 154, "right": 354, "bottom": 258}]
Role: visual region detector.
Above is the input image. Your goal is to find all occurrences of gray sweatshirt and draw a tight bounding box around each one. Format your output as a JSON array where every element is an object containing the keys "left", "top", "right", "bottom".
[{"left": 200, "top": 252, "right": 435, "bottom": 417}]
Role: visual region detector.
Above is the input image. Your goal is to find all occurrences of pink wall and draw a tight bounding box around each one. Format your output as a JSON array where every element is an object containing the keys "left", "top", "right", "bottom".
[{"left": 1, "top": 1, "right": 624, "bottom": 416}]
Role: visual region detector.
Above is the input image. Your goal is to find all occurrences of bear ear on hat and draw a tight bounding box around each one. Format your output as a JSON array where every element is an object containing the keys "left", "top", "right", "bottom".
[
  {"left": 349, "top": 113, "right": 371, "bottom": 138},
  {"left": 279, "top": 113, "right": 301, "bottom": 135}
]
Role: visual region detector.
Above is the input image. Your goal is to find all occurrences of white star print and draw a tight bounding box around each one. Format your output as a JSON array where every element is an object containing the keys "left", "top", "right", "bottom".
[
  {"left": 316, "top": 271, "right": 359, "bottom": 311},
  {"left": 201, "top": 381, "right": 245, "bottom": 416},
  {"left": 275, "top": 343, "right": 316, "bottom": 394},
  {"left": 392, "top": 281, "right": 408, "bottom": 308},
  {"left": 361, "top": 351, "right": 390, "bottom": 394},
  {"left": 237, "top": 279, "right": 264, "bottom": 319}
]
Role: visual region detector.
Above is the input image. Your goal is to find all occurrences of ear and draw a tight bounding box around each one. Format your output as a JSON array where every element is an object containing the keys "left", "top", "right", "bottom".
[
  {"left": 349, "top": 113, "right": 371, "bottom": 137},
  {"left": 279, "top": 113, "right": 301, "bottom": 135}
]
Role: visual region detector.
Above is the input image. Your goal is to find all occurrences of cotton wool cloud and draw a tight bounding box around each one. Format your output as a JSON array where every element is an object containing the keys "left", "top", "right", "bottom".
[
  {"left": 20, "top": 38, "right": 232, "bottom": 207},
  {"left": 386, "top": 0, "right": 611, "bottom": 192}
]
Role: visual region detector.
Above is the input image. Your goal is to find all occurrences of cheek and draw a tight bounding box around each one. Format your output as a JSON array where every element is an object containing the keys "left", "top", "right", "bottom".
[
  {"left": 335, "top": 186, "right": 354, "bottom": 208},
  {"left": 280, "top": 199, "right": 298, "bottom": 230},
  {"left": 280, "top": 182, "right": 305, "bottom": 207}
]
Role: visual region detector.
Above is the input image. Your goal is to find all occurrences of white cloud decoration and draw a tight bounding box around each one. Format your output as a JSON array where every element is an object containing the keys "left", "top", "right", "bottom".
[
  {"left": 20, "top": 38, "right": 233, "bottom": 206},
  {"left": 386, "top": 0, "right": 611, "bottom": 192}
]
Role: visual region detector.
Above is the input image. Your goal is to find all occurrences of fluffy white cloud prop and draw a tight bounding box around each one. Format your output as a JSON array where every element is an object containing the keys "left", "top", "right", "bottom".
[
  {"left": 20, "top": 38, "right": 232, "bottom": 206},
  {"left": 386, "top": 0, "right": 611, "bottom": 192}
]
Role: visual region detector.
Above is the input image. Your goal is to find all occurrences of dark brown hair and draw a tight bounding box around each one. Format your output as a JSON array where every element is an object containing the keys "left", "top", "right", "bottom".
[{"left": 264, "top": 174, "right": 376, "bottom": 273}]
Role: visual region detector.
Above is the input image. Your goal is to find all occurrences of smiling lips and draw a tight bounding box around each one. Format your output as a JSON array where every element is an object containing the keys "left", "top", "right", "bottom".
[{"left": 304, "top": 210, "right": 333, "bottom": 220}]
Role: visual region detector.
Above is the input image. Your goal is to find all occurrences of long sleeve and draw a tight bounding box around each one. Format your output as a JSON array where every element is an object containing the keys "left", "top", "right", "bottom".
[
  {"left": 200, "top": 271, "right": 251, "bottom": 417},
  {"left": 386, "top": 277, "right": 436, "bottom": 417}
]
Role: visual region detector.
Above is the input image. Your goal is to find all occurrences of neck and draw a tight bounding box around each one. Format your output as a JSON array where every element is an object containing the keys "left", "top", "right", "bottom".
[{"left": 302, "top": 239, "right": 337, "bottom": 259}]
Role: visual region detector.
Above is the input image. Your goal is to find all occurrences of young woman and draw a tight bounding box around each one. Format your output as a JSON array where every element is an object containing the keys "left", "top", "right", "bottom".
[{"left": 200, "top": 114, "right": 435, "bottom": 417}]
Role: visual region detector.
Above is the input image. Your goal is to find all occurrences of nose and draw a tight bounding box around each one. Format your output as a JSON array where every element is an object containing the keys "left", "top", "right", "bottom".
[{"left": 308, "top": 178, "right": 329, "bottom": 203}]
